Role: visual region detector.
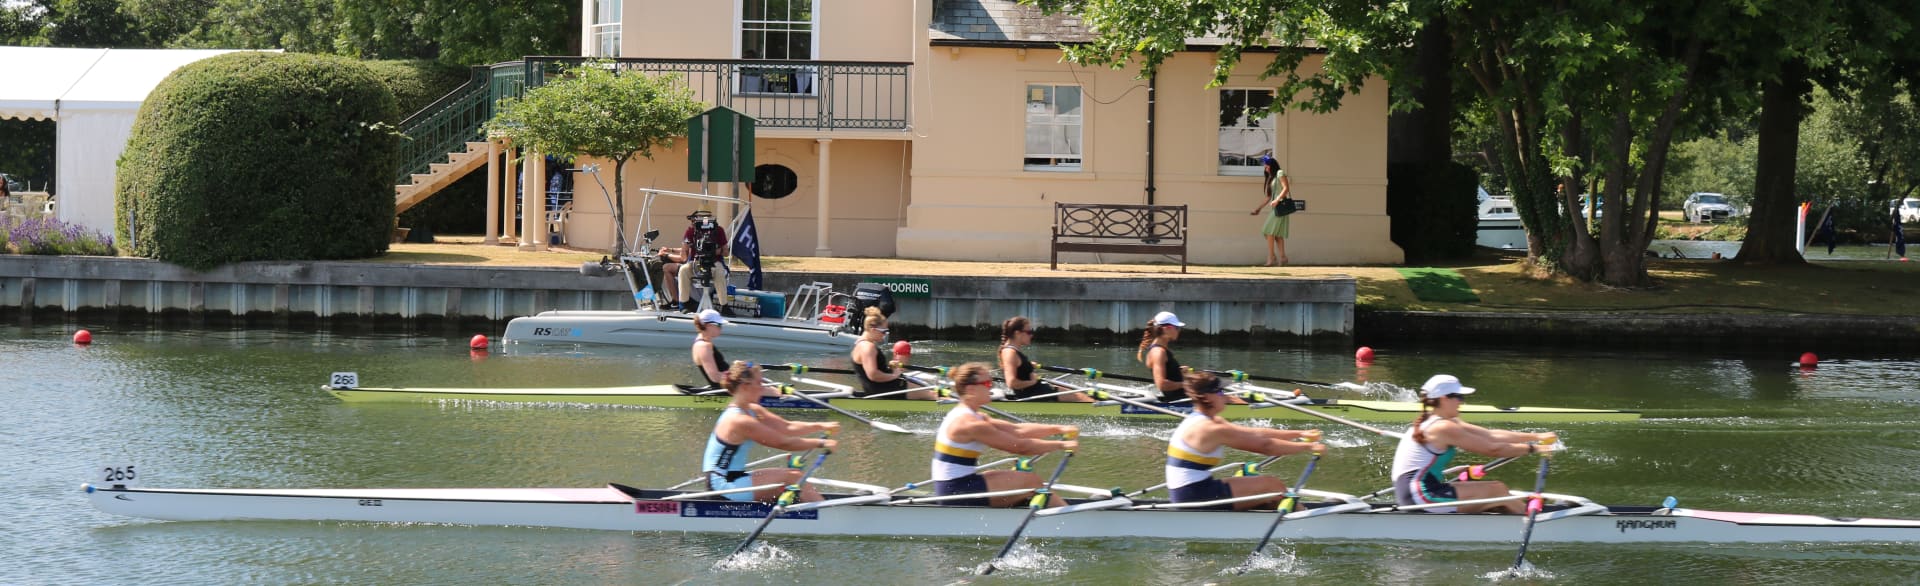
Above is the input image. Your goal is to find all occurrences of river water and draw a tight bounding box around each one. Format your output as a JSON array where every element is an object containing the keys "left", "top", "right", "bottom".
[{"left": 8, "top": 324, "right": 1920, "bottom": 584}]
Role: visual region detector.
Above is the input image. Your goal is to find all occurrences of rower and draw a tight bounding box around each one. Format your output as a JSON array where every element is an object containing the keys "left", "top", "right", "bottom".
[
  {"left": 1166, "top": 372, "right": 1326, "bottom": 510},
  {"left": 1390, "top": 374, "right": 1557, "bottom": 514},
  {"left": 691, "top": 309, "right": 728, "bottom": 387},
  {"left": 703, "top": 361, "right": 840, "bottom": 503},
  {"left": 1137, "top": 312, "right": 1242, "bottom": 404},
  {"left": 852, "top": 307, "right": 930, "bottom": 399},
  {"left": 932, "top": 362, "right": 1079, "bottom": 507},
  {"left": 998, "top": 316, "right": 1091, "bottom": 402}
]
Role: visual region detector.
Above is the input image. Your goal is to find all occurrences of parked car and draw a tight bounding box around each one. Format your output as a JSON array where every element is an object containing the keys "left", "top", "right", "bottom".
[
  {"left": 1, "top": 173, "right": 20, "bottom": 194},
  {"left": 1684, "top": 192, "right": 1737, "bottom": 223}
]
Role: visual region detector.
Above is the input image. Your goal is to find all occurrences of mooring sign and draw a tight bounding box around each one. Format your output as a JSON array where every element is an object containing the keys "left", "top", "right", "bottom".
[{"left": 863, "top": 277, "right": 932, "bottom": 298}]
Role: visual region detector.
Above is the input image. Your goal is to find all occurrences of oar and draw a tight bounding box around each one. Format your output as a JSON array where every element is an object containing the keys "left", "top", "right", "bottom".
[
  {"left": 1358, "top": 456, "right": 1519, "bottom": 500},
  {"left": 1249, "top": 394, "right": 1404, "bottom": 440},
  {"left": 772, "top": 383, "right": 912, "bottom": 434},
  {"left": 720, "top": 448, "right": 834, "bottom": 563},
  {"left": 1238, "top": 451, "right": 1323, "bottom": 568},
  {"left": 907, "top": 371, "right": 1029, "bottom": 423},
  {"left": 1207, "top": 369, "right": 1367, "bottom": 392},
  {"left": 1083, "top": 388, "right": 1186, "bottom": 418},
  {"left": 666, "top": 451, "right": 808, "bottom": 490},
  {"left": 978, "top": 443, "right": 1077, "bottom": 576},
  {"left": 1126, "top": 455, "right": 1282, "bottom": 498},
  {"left": 1508, "top": 440, "right": 1556, "bottom": 574},
  {"left": 1039, "top": 364, "right": 1155, "bottom": 384},
  {"left": 764, "top": 363, "right": 859, "bottom": 376}
]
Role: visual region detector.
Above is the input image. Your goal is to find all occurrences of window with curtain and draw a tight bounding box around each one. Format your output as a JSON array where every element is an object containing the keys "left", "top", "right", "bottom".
[
  {"left": 1218, "top": 89, "right": 1276, "bottom": 175},
  {"left": 1024, "top": 84, "right": 1083, "bottom": 171},
  {"left": 590, "top": 0, "right": 622, "bottom": 58},
  {"left": 739, "top": 0, "right": 814, "bottom": 94}
]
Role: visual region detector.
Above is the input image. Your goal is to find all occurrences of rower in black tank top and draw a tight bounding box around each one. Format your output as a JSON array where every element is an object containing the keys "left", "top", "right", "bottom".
[
  {"left": 854, "top": 343, "right": 907, "bottom": 397},
  {"left": 1147, "top": 343, "right": 1183, "bottom": 402},
  {"left": 694, "top": 341, "right": 726, "bottom": 387},
  {"left": 1003, "top": 344, "right": 1059, "bottom": 401}
]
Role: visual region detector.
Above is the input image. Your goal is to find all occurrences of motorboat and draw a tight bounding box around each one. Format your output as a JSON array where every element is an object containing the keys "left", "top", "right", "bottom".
[{"left": 1476, "top": 194, "right": 1527, "bottom": 250}]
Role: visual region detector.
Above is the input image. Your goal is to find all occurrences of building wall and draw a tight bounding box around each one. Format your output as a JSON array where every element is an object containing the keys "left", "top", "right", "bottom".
[
  {"left": 562, "top": 137, "right": 907, "bottom": 258},
  {"left": 898, "top": 48, "right": 1401, "bottom": 265},
  {"left": 621, "top": 0, "right": 917, "bottom": 61}
]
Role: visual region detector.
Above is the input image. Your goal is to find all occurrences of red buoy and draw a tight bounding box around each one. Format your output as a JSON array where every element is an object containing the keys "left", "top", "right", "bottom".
[
  {"left": 1796, "top": 352, "right": 1818, "bottom": 368},
  {"left": 1355, "top": 346, "right": 1375, "bottom": 364},
  {"left": 469, "top": 334, "right": 490, "bottom": 350},
  {"left": 72, "top": 329, "right": 93, "bottom": 345},
  {"left": 892, "top": 340, "right": 912, "bottom": 361}
]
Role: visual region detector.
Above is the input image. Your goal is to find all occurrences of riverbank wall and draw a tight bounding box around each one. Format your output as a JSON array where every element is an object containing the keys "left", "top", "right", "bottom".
[{"left": 0, "top": 255, "right": 1354, "bottom": 343}]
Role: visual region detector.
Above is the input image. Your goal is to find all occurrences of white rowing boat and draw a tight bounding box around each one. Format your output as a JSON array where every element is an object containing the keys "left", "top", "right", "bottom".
[{"left": 81, "top": 481, "right": 1920, "bottom": 544}]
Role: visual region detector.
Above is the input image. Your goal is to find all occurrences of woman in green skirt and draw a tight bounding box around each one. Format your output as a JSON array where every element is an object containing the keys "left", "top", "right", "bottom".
[{"left": 1249, "top": 156, "right": 1292, "bottom": 266}]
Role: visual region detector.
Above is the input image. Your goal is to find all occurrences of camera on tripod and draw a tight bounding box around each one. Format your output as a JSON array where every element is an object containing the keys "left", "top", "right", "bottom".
[{"left": 687, "top": 211, "right": 724, "bottom": 269}]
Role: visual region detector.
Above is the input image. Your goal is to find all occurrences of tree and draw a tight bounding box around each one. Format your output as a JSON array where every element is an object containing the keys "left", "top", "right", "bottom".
[
  {"left": 484, "top": 62, "right": 706, "bottom": 254},
  {"left": 1030, "top": 0, "right": 1748, "bottom": 286}
]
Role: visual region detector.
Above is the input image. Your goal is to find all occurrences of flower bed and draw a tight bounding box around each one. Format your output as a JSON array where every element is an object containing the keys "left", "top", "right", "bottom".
[{"left": 2, "top": 216, "right": 114, "bottom": 256}]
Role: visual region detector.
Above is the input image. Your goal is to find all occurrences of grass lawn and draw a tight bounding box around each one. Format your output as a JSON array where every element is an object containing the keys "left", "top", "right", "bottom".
[{"left": 373, "top": 236, "right": 1920, "bottom": 316}]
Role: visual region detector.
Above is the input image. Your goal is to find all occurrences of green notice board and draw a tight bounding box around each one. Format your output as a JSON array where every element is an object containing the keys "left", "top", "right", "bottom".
[{"left": 686, "top": 106, "right": 756, "bottom": 183}]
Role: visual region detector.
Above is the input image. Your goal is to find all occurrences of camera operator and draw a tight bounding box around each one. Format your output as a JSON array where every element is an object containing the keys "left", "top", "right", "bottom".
[{"left": 657, "top": 211, "right": 732, "bottom": 313}]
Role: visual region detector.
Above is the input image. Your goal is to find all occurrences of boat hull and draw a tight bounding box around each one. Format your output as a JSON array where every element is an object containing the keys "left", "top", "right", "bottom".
[
  {"left": 82, "top": 484, "right": 1920, "bottom": 544},
  {"left": 502, "top": 310, "right": 854, "bottom": 351},
  {"left": 325, "top": 385, "right": 1639, "bottom": 423}
]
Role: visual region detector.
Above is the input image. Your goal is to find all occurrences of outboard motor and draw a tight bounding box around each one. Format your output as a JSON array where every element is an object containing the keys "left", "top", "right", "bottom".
[{"left": 841, "top": 282, "right": 897, "bottom": 334}]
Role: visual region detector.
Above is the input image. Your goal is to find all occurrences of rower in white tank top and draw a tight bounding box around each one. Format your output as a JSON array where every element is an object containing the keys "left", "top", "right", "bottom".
[
  {"left": 931, "top": 404, "right": 988, "bottom": 481},
  {"left": 1165, "top": 412, "right": 1225, "bottom": 490}
]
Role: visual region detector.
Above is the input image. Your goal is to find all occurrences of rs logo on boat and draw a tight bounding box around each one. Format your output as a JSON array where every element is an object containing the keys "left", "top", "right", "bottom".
[{"left": 1616, "top": 519, "right": 1677, "bottom": 532}]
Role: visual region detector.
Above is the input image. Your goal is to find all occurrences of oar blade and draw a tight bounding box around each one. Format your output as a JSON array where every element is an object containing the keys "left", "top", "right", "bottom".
[{"left": 871, "top": 421, "right": 912, "bottom": 434}]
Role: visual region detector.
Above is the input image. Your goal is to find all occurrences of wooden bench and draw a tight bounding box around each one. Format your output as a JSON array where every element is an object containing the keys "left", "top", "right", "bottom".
[{"left": 1050, "top": 203, "right": 1188, "bottom": 273}]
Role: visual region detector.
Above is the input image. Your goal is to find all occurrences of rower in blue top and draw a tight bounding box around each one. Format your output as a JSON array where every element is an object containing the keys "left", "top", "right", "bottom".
[{"left": 704, "top": 361, "right": 840, "bottom": 502}]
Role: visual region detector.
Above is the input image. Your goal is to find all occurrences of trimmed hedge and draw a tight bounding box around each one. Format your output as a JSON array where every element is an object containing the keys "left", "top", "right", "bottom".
[
  {"left": 1387, "top": 161, "right": 1480, "bottom": 263},
  {"left": 364, "top": 59, "right": 471, "bottom": 115},
  {"left": 117, "top": 52, "right": 401, "bottom": 270}
]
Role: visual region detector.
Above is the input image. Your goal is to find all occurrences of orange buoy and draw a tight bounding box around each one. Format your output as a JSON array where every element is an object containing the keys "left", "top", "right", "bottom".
[
  {"left": 1355, "top": 346, "right": 1375, "bottom": 364},
  {"left": 469, "top": 334, "right": 490, "bottom": 350},
  {"left": 1794, "top": 352, "right": 1818, "bottom": 368},
  {"left": 72, "top": 329, "right": 93, "bottom": 345}
]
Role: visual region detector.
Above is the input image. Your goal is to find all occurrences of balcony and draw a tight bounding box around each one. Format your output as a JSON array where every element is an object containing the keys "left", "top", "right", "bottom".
[{"left": 522, "top": 57, "right": 909, "bottom": 131}]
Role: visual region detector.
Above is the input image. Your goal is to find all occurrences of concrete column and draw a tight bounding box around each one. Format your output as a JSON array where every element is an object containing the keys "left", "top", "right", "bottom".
[
  {"left": 484, "top": 139, "right": 500, "bottom": 245},
  {"left": 815, "top": 138, "right": 833, "bottom": 256},
  {"left": 520, "top": 151, "right": 548, "bottom": 251},
  {"left": 502, "top": 141, "right": 518, "bottom": 243}
]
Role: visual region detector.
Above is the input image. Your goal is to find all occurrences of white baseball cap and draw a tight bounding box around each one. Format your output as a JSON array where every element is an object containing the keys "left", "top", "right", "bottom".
[
  {"left": 1150, "top": 311, "right": 1185, "bottom": 327},
  {"left": 696, "top": 309, "right": 729, "bottom": 325},
  {"left": 1420, "top": 374, "right": 1475, "bottom": 399}
]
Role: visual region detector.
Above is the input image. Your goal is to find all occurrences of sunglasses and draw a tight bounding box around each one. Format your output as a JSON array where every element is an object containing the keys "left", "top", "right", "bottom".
[
  {"left": 1446, "top": 394, "right": 1467, "bottom": 402},
  {"left": 874, "top": 328, "right": 890, "bottom": 334}
]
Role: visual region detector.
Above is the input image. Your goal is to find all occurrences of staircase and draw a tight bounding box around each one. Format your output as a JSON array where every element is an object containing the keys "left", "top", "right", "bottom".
[
  {"left": 395, "top": 141, "right": 490, "bottom": 214},
  {"left": 393, "top": 62, "right": 527, "bottom": 214}
]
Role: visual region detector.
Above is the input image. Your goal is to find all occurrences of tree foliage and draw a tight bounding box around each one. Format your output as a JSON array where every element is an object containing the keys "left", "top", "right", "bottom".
[{"left": 485, "top": 62, "right": 706, "bottom": 254}]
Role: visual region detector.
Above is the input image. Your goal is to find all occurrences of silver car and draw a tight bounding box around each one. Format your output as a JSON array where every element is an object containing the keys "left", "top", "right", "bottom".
[{"left": 1684, "top": 192, "right": 1736, "bottom": 223}]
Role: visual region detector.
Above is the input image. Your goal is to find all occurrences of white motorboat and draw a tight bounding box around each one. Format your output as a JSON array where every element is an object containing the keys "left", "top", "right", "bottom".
[
  {"left": 503, "top": 188, "right": 864, "bottom": 351},
  {"left": 1477, "top": 194, "right": 1527, "bottom": 251},
  {"left": 82, "top": 481, "right": 1920, "bottom": 544}
]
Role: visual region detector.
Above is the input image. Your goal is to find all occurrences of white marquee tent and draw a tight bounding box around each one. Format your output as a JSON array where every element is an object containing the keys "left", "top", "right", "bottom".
[{"left": 0, "top": 46, "right": 250, "bottom": 232}]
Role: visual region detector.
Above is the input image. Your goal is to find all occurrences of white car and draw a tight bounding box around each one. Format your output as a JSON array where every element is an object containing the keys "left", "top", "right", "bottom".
[
  {"left": 1684, "top": 192, "right": 1737, "bottom": 223},
  {"left": 1891, "top": 198, "right": 1920, "bottom": 224}
]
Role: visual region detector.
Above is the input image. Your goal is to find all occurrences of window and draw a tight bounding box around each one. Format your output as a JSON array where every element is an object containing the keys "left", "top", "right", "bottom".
[
  {"left": 1218, "top": 89, "right": 1276, "bottom": 175},
  {"left": 590, "top": 0, "right": 622, "bottom": 57},
  {"left": 1024, "top": 85, "right": 1083, "bottom": 171},
  {"left": 739, "top": 0, "right": 814, "bottom": 94}
]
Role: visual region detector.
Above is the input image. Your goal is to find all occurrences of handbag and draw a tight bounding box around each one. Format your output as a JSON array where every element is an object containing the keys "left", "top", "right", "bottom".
[{"left": 1272, "top": 197, "right": 1297, "bottom": 217}]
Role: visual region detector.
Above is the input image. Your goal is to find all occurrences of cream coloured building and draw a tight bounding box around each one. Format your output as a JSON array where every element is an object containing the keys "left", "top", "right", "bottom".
[{"left": 560, "top": 0, "right": 1401, "bottom": 265}]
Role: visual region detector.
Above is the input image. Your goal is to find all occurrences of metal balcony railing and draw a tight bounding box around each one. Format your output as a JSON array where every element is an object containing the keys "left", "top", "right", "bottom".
[
  {"left": 395, "top": 57, "right": 907, "bottom": 184},
  {"left": 523, "top": 57, "right": 910, "bottom": 131}
]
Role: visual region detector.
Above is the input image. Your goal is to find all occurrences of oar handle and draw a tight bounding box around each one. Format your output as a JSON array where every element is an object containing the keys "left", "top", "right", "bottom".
[
  {"left": 1039, "top": 363, "right": 1154, "bottom": 384},
  {"left": 1205, "top": 369, "right": 1344, "bottom": 389},
  {"left": 763, "top": 363, "right": 859, "bottom": 376}
]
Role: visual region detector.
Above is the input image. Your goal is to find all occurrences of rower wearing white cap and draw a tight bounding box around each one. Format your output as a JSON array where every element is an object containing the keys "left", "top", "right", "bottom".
[
  {"left": 1390, "top": 374, "right": 1558, "bottom": 514},
  {"left": 1136, "top": 311, "right": 1241, "bottom": 404},
  {"left": 691, "top": 309, "right": 730, "bottom": 387}
]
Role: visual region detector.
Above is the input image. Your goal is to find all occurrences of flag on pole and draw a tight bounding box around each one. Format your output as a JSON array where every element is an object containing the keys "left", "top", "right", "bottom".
[{"left": 732, "top": 209, "right": 765, "bottom": 290}]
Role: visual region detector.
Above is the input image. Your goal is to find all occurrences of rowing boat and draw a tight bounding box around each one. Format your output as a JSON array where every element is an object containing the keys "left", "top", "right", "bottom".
[
  {"left": 81, "top": 482, "right": 1920, "bottom": 544},
  {"left": 323, "top": 379, "right": 1638, "bottom": 424}
]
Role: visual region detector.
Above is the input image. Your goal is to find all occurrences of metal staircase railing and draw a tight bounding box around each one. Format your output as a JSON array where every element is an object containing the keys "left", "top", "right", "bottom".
[{"left": 395, "top": 61, "right": 526, "bottom": 185}]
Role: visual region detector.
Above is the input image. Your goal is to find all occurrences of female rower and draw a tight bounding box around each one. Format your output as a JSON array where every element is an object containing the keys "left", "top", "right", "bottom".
[
  {"left": 999, "top": 316, "right": 1092, "bottom": 402},
  {"left": 1137, "top": 312, "right": 1188, "bottom": 402},
  {"left": 852, "top": 307, "right": 930, "bottom": 399},
  {"left": 1166, "top": 372, "right": 1325, "bottom": 510},
  {"left": 1390, "top": 374, "right": 1557, "bottom": 514},
  {"left": 703, "top": 361, "right": 841, "bottom": 503},
  {"left": 691, "top": 309, "right": 728, "bottom": 387},
  {"left": 933, "top": 362, "right": 1079, "bottom": 507}
]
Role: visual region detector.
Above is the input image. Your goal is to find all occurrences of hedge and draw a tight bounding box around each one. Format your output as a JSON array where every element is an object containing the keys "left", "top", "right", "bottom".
[
  {"left": 116, "top": 52, "right": 401, "bottom": 270},
  {"left": 364, "top": 59, "right": 471, "bottom": 115}
]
